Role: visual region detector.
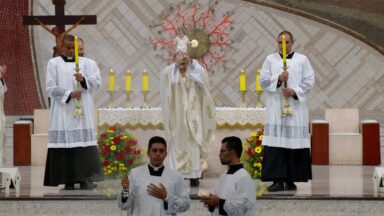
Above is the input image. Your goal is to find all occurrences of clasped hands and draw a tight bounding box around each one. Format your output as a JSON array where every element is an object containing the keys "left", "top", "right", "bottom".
[
  {"left": 199, "top": 194, "right": 220, "bottom": 208},
  {"left": 120, "top": 176, "right": 168, "bottom": 200},
  {"left": 279, "top": 71, "right": 295, "bottom": 97},
  {"left": 70, "top": 73, "right": 85, "bottom": 99}
]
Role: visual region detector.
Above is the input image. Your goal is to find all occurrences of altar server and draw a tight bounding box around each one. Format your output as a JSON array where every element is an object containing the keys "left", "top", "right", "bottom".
[
  {"left": 44, "top": 34, "right": 103, "bottom": 190},
  {"left": 200, "top": 136, "right": 256, "bottom": 216},
  {"left": 117, "top": 136, "right": 190, "bottom": 216},
  {"left": 259, "top": 31, "right": 315, "bottom": 192}
]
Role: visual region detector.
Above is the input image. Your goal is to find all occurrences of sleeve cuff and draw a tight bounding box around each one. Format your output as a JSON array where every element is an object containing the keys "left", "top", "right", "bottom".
[
  {"left": 219, "top": 199, "right": 228, "bottom": 215},
  {"left": 80, "top": 78, "right": 88, "bottom": 90},
  {"left": 61, "top": 90, "right": 72, "bottom": 104}
]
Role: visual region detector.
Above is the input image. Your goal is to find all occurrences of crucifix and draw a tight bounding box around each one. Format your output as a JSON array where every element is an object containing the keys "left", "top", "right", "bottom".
[{"left": 23, "top": 0, "right": 97, "bottom": 57}]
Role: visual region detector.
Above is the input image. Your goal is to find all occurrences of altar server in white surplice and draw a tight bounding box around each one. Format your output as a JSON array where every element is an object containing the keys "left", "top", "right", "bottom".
[
  {"left": 117, "top": 136, "right": 190, "bottom": 216},
  {"left": 44, "top": 34, "right": 103, "bottom": 190},
  {"left": 160, "top": 49, "right": 215, "bottom": 187},
  {"left": 259, "top": 31, "right": 315, "bottom": 192},
  {"left": 0, "top": 65, "right": 7, "bottom": 167},
  {"left": 200, "top": 136, "right": 256, "bottom": 216}
]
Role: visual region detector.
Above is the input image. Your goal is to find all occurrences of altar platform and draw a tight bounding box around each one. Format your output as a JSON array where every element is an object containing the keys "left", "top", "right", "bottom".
[{"left": 1, "top": 165, "right": 384, "bottom": 216}]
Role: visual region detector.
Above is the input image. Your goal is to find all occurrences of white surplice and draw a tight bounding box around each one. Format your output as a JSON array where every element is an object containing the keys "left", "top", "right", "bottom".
[
  {"left": 212, "top": 168, "right": 256, "bottom": 216},
  {"left": 160, "top": 60, "right": 216, "bottom": 178},
  {"left": 117, "top": 165, "right": 190, "bottom": 216},
  {"left": 259, "top": 52, "right": 315, "bottom": 149},
  {"left": 46, "top": 56, "right": 101, "bottom": 148},
  {"left": 0, "top": 80, "right": 6, "bottom": 166}
]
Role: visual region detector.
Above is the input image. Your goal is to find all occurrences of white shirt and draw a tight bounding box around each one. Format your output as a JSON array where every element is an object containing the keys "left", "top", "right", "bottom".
[{"left": 117, "top": 165, "right": 190, "bottom": 216}]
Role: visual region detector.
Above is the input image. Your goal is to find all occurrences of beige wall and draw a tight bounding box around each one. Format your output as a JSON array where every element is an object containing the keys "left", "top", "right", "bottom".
[{"left": 31, "top": 0, "right": 384, "bottom": 111}]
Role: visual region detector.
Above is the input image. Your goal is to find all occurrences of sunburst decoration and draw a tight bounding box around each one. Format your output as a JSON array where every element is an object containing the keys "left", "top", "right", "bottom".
[{"left": 150, "top": 0, "right": 233, "bottom": 71}]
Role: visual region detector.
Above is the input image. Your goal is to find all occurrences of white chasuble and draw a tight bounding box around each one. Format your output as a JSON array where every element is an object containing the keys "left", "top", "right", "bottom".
[
  {"left": 160, "top": 60, "right": 216, "bottom": 178},
  {"left": 213, "top": 169, "right": 256, "bottom": 216},
  {"left": 259, "top": 52, "right": 315, "bottom": 149},
  {"left": 46, "top": 56, "right": 101, "bottom": 148},
  {"left": 117, "top": 165, "right": 190, "bottom": 216}
]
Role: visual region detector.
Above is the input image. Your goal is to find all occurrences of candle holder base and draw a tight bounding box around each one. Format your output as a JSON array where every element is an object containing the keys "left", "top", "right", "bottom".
[
  {"left": 254, "top": 90, "right": 264, "bottom": 108},
  {"left": 239, "top": 91, "right": 247, "bottom": 108},
  {"left": 125, "top": 91, "right": 132, "bottom": 108},
  {"left": 107, "top": 91, "right": 116, "bottom": 109},
  {"left": 141, "top": 91, "right": 150, "bottom": 109}
]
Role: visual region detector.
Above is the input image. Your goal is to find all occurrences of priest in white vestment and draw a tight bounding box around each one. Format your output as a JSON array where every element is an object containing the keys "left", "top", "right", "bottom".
[
  {"left": 44, "top": 34, "right": 103, "bottom": 190},
  {"left": 200, "top": 136, "right": 256, "bottom": 216},
  {"left": 0, "top": 65, "right": 7, "bottom": 167},
  {"left": 117, "top": 136, "right": 190, "bottom": 216},
  {"left": 160, "top": 49, "right": 216, "bottom": 187},
  {"left": 259, "top": 31, "right": 315, "bottom": 192}
]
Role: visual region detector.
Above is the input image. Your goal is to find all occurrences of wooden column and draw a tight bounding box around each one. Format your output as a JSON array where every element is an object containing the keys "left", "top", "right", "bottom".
[
  {"left": 311, "top": 121, "right": 329, "bottom": 165},
  {"left": 13, "top": 121, "right": 33, "bottom": 165},
  {"left": 362, "top": 122, "right": 381, "bottom": 165}
]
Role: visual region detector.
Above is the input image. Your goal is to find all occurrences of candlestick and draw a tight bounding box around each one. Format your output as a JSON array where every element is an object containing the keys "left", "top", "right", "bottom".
[
  {"left": 254, "top": 90, "right": 264, "bottom": 108},
  {"left": 142, "top": 69, "right": 149, "bottom": 92},
  {"left": 107, "top": 90, "right": 116, "bottom": 108},
  {"left": 255, "top": 69, "right": 262, "bottom": 92},
  {"left": 125, "top": 70, "right": 131, "bottom": 92},
  {"left": 141, "top": 91, "right": 150, "bottom": 108},
  {"left": 125, "top": 91, "right": 132, "bottom": 108},
  {"left": 73, "top": 36, "right": 83, "bottom": 118},
  {"left": 239, "top": 90, "right": 247, "bottom": 108},
  {"left": 281, "top": 35, "right": 293, "bottom": 117},
  {"left": 239, "top": 68, "right": 246, "bottom": 92},
  {"left": 108, "top": 69, "right": 115, "bottom": 92}
]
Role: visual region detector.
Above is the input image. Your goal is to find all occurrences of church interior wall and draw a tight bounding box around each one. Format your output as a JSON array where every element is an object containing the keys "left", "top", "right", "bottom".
[{"left": 28, "top": 0, "right": 384, "bottom": 114}]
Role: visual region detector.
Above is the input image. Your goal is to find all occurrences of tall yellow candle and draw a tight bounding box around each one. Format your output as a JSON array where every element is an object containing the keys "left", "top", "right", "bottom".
[
  {"left": 74, "top": 36, "right": 79, "bottom": 66},
  {"left": 282, "top": 35, "right": 287, "bottom": 66},
  {"left": 239, "top": 68, "right": 246, "bottom": 92},
  {"left": 255, "top": 69, "right": 262, "bottom": 92},
  {"left": 125, "top": 70, "right": 131, "bottom": 91},
  {"left": 142, "top": 69, "right": 149, "bottom": 92},
  {"left": 108, "top": 69, "right": 115, "bottom": 92}
]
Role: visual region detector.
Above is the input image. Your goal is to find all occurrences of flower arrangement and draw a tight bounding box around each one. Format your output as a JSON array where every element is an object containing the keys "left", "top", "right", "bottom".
[
  {"left": 98, "top": 126, "right": 143, "bottom": 178},
  {"left": 242, "top": 129, "right": 264, "bottom": 179}
]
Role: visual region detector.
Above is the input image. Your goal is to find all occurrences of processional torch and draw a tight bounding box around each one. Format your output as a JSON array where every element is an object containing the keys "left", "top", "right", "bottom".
[
  {"left": 281, "top": 35, "right": 293, "bottom": 117},
  {"left": 73, "top": 36, "right": 84, "bottom": 118}
]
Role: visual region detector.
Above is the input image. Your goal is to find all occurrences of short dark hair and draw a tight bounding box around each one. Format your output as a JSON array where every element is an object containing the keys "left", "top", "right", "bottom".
[
  {"left": 148, "top": 136, "right": 167, "bottom": 150},
  {"left": 62, "top": 34, "right": 75, "bottom": 43},
  {"left": 278, "top": 31, "right": 294, "bottom": 41},
  {"left": 221, "top": 136, "right": 243, "bottom": 158}
]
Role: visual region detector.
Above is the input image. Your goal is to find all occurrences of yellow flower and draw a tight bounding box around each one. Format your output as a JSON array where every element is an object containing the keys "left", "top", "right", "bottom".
[
  {"left": 250, "top": 132, "right": 257, "bottom": 138},
  {"left": 110, "top": 145, "right": 117, "bottom": 151},
  {"left": 256, "top": 162, "right": 262, "bottom": 167},
  {"left": 255, "top": 146, "right": 262, "bottom": 154},
  {"left": 119, "top": 163, "right": 125, "bottom": 167},
  {"left": 259, "top": 135, "right": 263, "bottom": 140},
  {"left": 106, "top": 130, "right": 114, "bottom": 133}
]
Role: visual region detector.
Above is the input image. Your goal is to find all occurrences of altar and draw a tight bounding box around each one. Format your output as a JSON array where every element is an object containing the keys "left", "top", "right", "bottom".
[{"left": 97, "top": 107, "right": 265, "bottom": 176}]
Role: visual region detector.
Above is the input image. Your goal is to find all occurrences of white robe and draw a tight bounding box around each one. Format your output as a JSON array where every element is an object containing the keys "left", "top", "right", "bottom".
[
  {"left": 259, "top": 52, "right": 315, "bottom": 149},
  {"left": 212, "top": 168, "right": 256, "bottom": 216},
  {"left": 160, "top": 60, "right": 216, "bottom": 178},
  {"left": 0, "top": 80, "right": 6, "bottom": 167},
  {"left": 46, "top": 56, "right": 101, "bottom": 148},
  {"left": 117, "top": 165, "right": 190, "bottom": 216}
]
